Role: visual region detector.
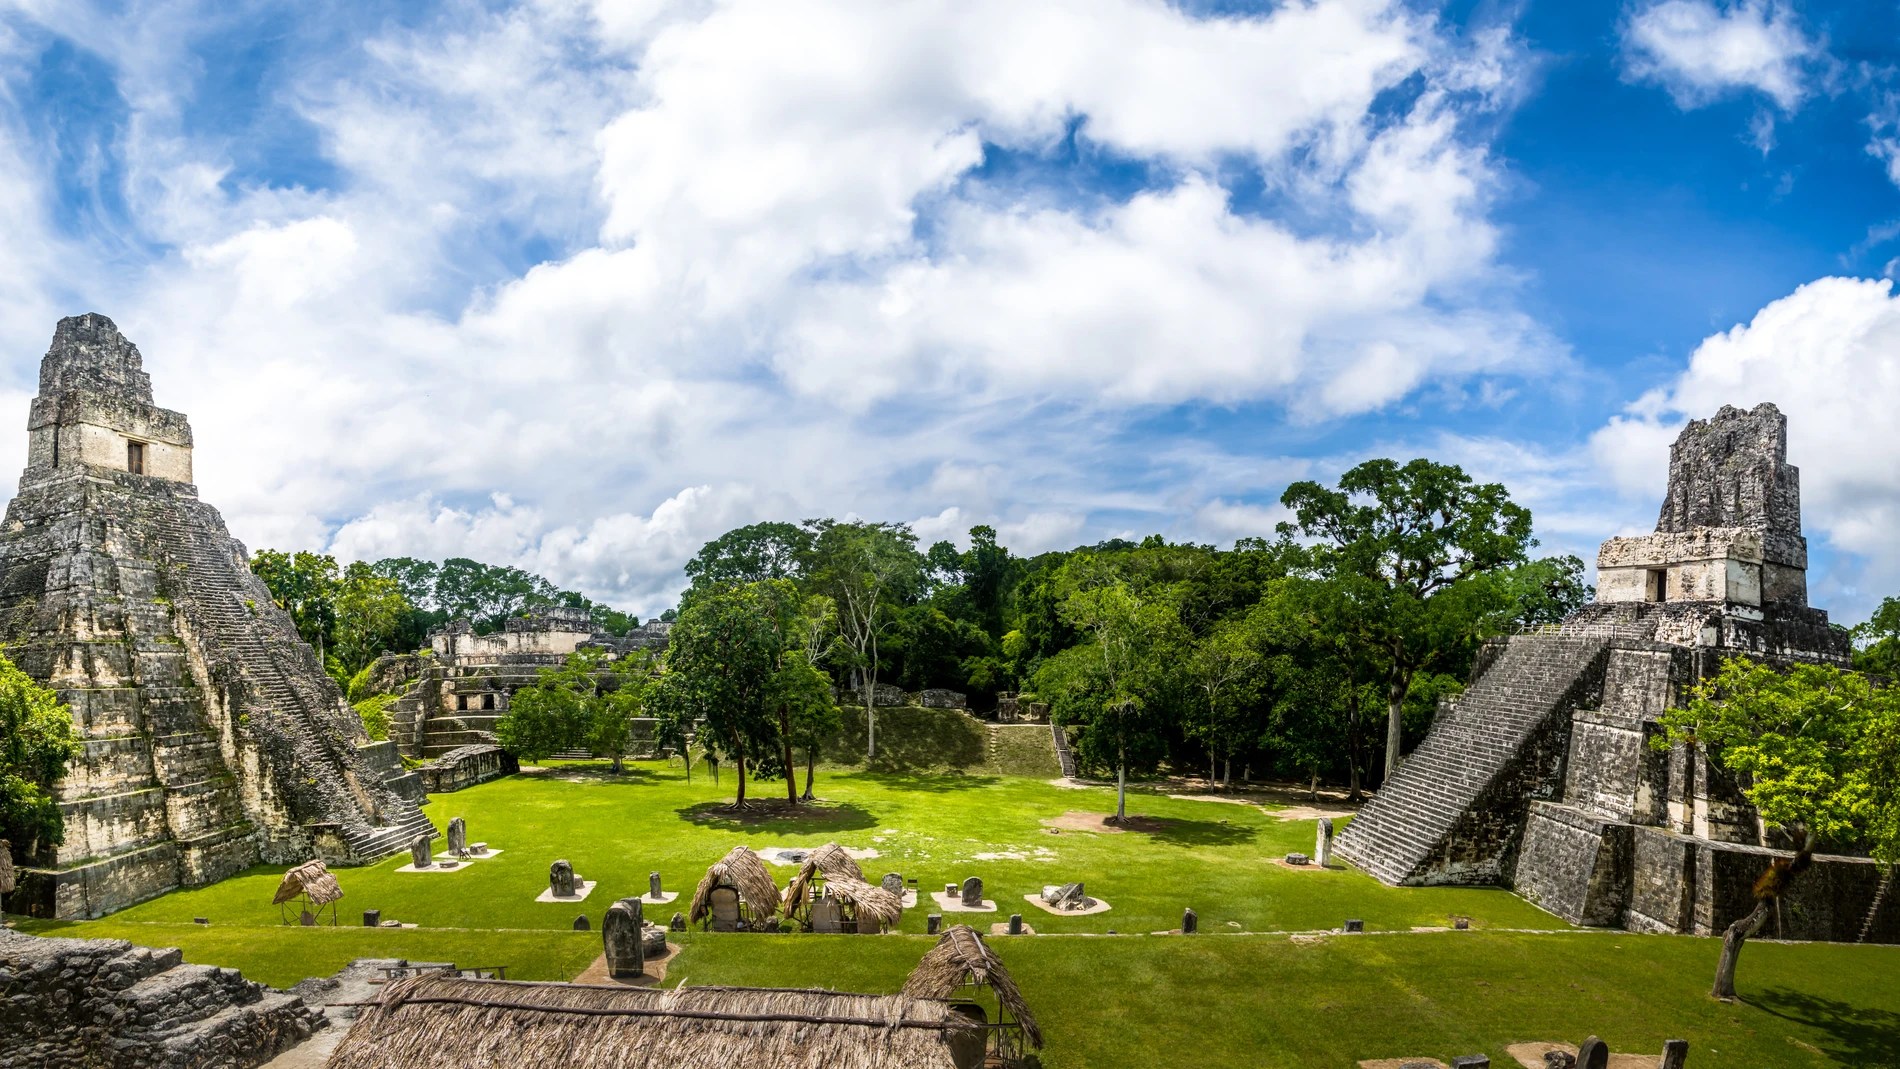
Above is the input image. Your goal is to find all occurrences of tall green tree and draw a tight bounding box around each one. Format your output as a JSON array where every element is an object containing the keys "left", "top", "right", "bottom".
[
  {"left": 680, "top": 522, "right": 813, "bottom": 608},
  {"left": 1183, "top": 613, "right": 1267, "bottom": 788},
  {"left": 1279, "top": 459, "right": 1534, "bottom": 781},
  {"left": 804, "top": 520, "right": 921, "bottom": 760},
  {"left": 1035, "top": 558, "right": 1187, "bottom": 822},
  {"left": 251, "top": 549, "right": 340, "bottom": 656},
  {"left": 653, "top": 584, "right": 784, "bottom": 807},
  {"left": 1655, "top": 658, "right": 1900, "bottom": 1000},
  {"left": 331, "top": 562, "right": 412, "bottom": 678},
  {"left": 0, "top": 653, "right": 82, "bottom": 857},
  {"left": 1852, "top": 595, "right": 1900, "bottom": 677}
]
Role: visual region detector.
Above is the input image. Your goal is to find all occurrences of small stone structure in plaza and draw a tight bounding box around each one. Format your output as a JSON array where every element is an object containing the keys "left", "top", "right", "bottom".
[
  {"left": 0, "top": 929, "right": 323, "bottom": 1066},
  {"left": 0, "top": 315, "right": 432, "bottom": 919},
  {"left": 1336, "top": 403, "right": 1898, "bottom": 943}
]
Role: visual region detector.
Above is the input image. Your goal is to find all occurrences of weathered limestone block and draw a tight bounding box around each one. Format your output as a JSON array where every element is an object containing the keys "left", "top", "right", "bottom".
[
  {"left": 0, "top": 930, "right": 323, "bottom": 1067},
  {"left": 960, "top": 876, "right": 983, "bottom": 906},
  {"left": 446, "top": 817, "right": 467, "bottom": 856},
  {"left": 550, "top": 860, "right": 576, "bottom": 897}
]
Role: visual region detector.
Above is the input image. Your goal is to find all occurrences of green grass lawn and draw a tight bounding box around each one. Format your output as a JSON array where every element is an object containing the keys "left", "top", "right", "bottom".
[
  {"left": 666, "top": 930, "right": 1900, "bottom": 1069},
  {"left": 19, "top": 759, "right": 1559, "bottom": 936},
  {"left": 9, "top": 760, "right": 1897, "bottom": 1067}
]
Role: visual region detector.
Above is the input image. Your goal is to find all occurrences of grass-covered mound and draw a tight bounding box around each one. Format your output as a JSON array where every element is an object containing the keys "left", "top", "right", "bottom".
[{"left": 821, "top": 705, "right": 1060, "bottom": 777}]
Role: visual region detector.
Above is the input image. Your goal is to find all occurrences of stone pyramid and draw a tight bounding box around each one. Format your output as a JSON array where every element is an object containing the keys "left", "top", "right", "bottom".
[{"left": 0, "top": 314, "right": 430, "bottom": 918}]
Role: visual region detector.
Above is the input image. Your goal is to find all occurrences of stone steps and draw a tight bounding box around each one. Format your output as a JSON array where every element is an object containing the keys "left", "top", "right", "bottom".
[
  {"left": 1336, "top": 634, "right": 1609, "bottom": 884},
  {"left": 0, "top": 933, "right": 322, "bottom": 1068}
]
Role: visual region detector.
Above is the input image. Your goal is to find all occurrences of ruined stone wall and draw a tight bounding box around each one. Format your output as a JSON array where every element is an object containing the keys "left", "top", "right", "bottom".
[
  {"left": 1515, "top": 803, "right": 1633, "bottom": 928},
  {"left": 1655, "top": 402, "right": 1806, "bottom": 584},
  {"left": 0, "top": 930, "right": 322, "bottom": 1068}
]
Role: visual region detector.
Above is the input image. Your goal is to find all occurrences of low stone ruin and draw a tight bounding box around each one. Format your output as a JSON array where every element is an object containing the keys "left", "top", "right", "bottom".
[
  {"left": 1039, "top": 882, "right": 1093, "bottom": 911},
  {"left": 1315, "top": 818, "right": 1334, "bottom": 866},
  {"left": 961, "top": 877, "right": 983, "bottom": 907},
  {"left": 446, "top": 818, "right": 468, "bottom": 857},
  {"left": 0, "top": 930, "right": 322, "bottom": 1067},
  {"left": 408, "top": 834, "right": 433, "bottom": 870}
]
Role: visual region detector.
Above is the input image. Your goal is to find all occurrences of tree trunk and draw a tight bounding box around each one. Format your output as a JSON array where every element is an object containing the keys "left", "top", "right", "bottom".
[
  {"left": 1309, "top": 769, "right": 1319, "bottom": 801},
  {"left": 802, "top": 745, "right": 817, "bottom": 801},
  {"left": 611, "top": 752, "right": 622, "bottom": 774},
  {"left": 1712, "top": 899, "right": 1771, "bottom": 1000},
  {"left": 1348, "top": 759, "right": 1362, "bottom": 803},
  {"left": 1383, "top": 669, "right": 1409, "bottom": 781},
  {"left": 733, "top": 752, "right": 748, "bottom": 808},
  {"left": 779, "top": 705, "right": 798, "bottom": 805},
  {"left": 1115, "top": 745, "right": 1128, "bottom": 823},
  {"left": 1223, "top": 757, "right": 1232, "bottom": 789},
  {"left": 863, "top": 677, "right": 878, "bottom": 761},
  {"left": 1208, "top": 750, "right": 1217, "bottom": 788}
]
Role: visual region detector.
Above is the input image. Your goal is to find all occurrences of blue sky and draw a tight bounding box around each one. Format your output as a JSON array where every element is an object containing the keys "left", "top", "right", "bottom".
[{"left": 3, "top": 0, "right": 1900, "bottom": 622}]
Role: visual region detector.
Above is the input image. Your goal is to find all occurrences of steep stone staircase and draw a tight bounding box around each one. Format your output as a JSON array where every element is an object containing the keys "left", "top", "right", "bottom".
[
  {"left": 1336, "top": 634, "right": 1609, "bottom": 885},
  {"left": 1051, "top": 721, "right": 1078, "bottom": 778},
  {"left": 168, "top": 502, "right": 432, "bottom": 862},
  {"left": 1, "top": 932, "right": 322, "bottom": 1068}
]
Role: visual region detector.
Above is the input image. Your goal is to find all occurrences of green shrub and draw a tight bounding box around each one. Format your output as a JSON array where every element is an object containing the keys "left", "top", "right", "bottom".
[
  {"left": 352, "top": 693, "right": 397, "bottom": 742},
  {"left": 345, "top": 664, "right": 376, "bottom": 703}
]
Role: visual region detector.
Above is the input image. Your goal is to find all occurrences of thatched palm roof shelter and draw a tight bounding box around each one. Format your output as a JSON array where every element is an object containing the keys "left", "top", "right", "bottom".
[
  {"left": 903, "top": 925, "right": 1044, "bottom": 1052},
  {"left": 810, "top": 841, "right": 863, "bottom": 880},
  {"left": 272, "top": 860, "right": 342, "bottom": 907},
  {"left": 783, "top": 864, "right": 903, "bottom": 932},
  {"left": 688, "top": 846, "right": 782, "bottom": 926},
  {"left": 325, "top": 972, "right": 984, "bottom": 1069}
]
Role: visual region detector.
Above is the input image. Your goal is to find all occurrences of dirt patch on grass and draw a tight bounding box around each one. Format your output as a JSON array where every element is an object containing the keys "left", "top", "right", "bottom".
[
  {"left": 676, "top": 799, "right": 877, "bottom": 830},
  {"left": 572, "top": 941, "right": 679, "bottom": 986},
  {"left": 1358, "top": 1058, "right": 1448, "bottom": 1068}
]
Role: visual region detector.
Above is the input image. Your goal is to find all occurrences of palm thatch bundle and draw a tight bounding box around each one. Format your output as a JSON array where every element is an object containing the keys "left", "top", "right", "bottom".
[
  {"left": 271, "top": 860, "right": 342, "bottom": 907},
  {"left": 326, "top": 972, "right": 978, "bottom": 1069},
  {"left": 0, "top": 839, "right": 15, "bottom": 896},
  {"left": 903, "top": 924, "right": 1043, "bottom": 1049},
  {"left": 688, "top": 846, "right": 781, "bottom": 923},
  {"left": 822, "top": 875, "right": 904, "bottom": 929},
  {"left": 810, "top": 842, "right": 863, "bottom": 880}
]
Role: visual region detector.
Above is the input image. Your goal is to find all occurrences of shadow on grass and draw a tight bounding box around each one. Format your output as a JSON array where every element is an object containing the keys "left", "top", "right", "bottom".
[
  {"left": 675, "top": 799, "right": 880, "bottom": 832},
  {"left": 1141, "top": 818, "right": 1258, "bottom": 848},
  {"left": 1752, "top": 987, "right": 1900, "bottom": 1064},
  {"left": 519, "top": 764, "right": 664, "bottom": 786},
  {"left": 835, "top": 770, "right": 1002, "bottom": 793}
]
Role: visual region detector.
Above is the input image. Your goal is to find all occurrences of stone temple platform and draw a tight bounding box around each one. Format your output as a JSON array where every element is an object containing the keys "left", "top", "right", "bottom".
[
  {"left": 1335, "top": 403, "right": 1897, "bottom": 944},
  {"left": 0, "top": 315, "right": 432, "bottom": 919}
]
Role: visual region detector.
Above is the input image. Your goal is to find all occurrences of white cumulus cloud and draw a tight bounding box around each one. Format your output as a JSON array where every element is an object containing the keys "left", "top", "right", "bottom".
[{"left": 1622, "top": 0, "right": 1820, "bottom": 112}]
